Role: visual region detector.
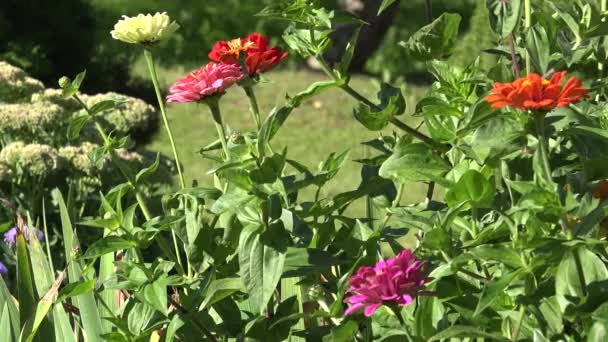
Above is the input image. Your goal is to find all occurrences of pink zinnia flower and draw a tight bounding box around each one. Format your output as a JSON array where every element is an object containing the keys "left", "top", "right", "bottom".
[
  {"left": 166, "top": 62, "right": 244, "bottom": 103},
  {"left": 344, "top": 249, "right": 431, "bottom": 317}
]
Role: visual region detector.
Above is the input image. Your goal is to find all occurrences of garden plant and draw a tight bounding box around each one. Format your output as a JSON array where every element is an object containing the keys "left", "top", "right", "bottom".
[{"left": 2, "top": 0, "right": 608, "bottom": 341}]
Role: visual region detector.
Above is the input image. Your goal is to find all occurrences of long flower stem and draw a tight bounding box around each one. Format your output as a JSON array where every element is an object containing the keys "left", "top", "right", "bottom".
[
  {"left": 314, "top": 55, "right": 442, "bottom": 150},
  {"left": 243, "top": 86, "right": 262, "bottom": 130},
  {"left": 573, "top": 248, "right": 588, "bottom": 297},
  {"left": 73, "top": 95, "right": 185, "bottom": 274},
  {"left": 143, "top": 49, "right": 189, "bottom": 275},
  {"left": 524, "top": 0, "right": 532, "bottom": 73},
  {"left": 208, "top": 100, "right": 230, "bottom": 160},
  {"left": 533, "top": 113, "right": 553, "bottom": 184},
  {"left": 143, "top": 49, "right": 187, "bottom": 189},
  {"left": 509, "top": 33, "right": 521, "bottom": 78}
]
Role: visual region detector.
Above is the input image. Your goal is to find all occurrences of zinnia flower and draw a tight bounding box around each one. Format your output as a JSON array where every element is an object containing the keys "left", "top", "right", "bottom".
[
  {"left": 0, "top": 262, "right": 7, "bottom": 278},
  {"left": 3, "top": 226, "right": 44, "bottom": 248},
  {"left": 209, "top": 33, "right": 288, "bottom": 76},
  {"left": 111, "top": 12, "right": 179, "bottom": 45},
  {"left": 344, "top": 249, "right": 431, "bottom": 317},
  {"left": 166, "top": 62, "right": 244, "bottom": 103},
  {"left": 486, "top": 72, "right": 588, "bottom": 111}
]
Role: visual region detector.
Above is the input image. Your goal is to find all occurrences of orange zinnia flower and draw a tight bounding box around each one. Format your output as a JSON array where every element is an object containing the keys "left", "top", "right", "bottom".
[{"left": 486, "top": 72, "right": 588, "bottom": 111}]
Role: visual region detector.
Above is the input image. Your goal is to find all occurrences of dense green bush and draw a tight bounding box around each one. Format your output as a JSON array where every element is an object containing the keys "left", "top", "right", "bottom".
[{"left": 0, "top": 61, "right": 172, "bottom": 222}]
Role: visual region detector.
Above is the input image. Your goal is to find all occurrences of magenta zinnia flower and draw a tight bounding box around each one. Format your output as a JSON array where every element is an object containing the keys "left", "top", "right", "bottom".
[
  {"left": 344, "top": 249, "right": 431, "bottom": 317},
  {"left": 166, "top": 62, "right": 244, "bottom": 103}
]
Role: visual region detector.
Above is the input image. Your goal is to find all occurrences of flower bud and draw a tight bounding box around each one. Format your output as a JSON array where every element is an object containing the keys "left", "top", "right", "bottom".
[
  {"left": 307, "top": 284, "right": 325, "bottom": 300},
  {"left": 229, "top": 131, "right": 245, "bottom": 145},
  {"left": 58, "top": 76, "right": 71, "bottom": 89}
]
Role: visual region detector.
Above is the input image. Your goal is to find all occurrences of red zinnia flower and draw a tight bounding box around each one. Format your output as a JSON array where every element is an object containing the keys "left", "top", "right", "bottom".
[
  {"left": 209, "top": 33, "right": 288, "bottom": 77},
  {"left": 486, "top": 72, "right": 588, "bottom": 111},
  {"left": 166, "top": 62, "right": 243, "bottom": 103},
  {"left": 344, "top": 249, "right": 432, "bottom": 317}
]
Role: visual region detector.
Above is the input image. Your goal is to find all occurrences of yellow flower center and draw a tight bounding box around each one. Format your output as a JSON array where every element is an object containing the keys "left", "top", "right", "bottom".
[
  {"left": 542, "top": 79, "right": 550, "bottom": 86},
  {"left": 226, "top": 39, "right": 256, "bottom": 57},
  {"left": 522, "top": 80, "right": 532, "bottom": 87}
]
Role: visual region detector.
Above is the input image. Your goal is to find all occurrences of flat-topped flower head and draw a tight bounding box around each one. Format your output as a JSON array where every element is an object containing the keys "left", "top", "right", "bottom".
[
  {"left": 487, "top": 72, "right": 588, "bottom": 111},
  {"left": 111, "top": 12, "right": 179, "bottom": 45},
  {"left": 0, "top": 262, "right": 7, "bottom": 278},
  {"left": 166, "top": 62, "right": 244, "bottom": 103},
  {"left": 3, "top": 225, "right": 44, "bottom": 248},
  {"left": 344, "top": 249, "right": 431, "bottom": 317},
  {"left": 209, "top": 33, "right": 288, "bottom": 77}
]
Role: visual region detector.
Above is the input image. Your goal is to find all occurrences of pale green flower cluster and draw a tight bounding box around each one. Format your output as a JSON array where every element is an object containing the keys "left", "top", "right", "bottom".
[
  {"left": 31, "top": 89, "right": 157, "bottom": 136},
  {"left": 111, "top": 12, "right": 179, "bottom": 45},
  {"left": 0, "top": 142, "right": 61, "bottom": 177},
  {"left": 0, "top": 102, "right": 65, "bottom": 139},
  {"left": 0, "top": 61, "right": 44, "bottom": 102},
  {"left": 58, "top": 142, "right": 100, "bottom": 175}
]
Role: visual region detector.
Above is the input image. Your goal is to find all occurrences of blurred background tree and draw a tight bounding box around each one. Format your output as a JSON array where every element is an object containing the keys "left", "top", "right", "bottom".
[{"left": 0, "top": 0, "right": 488, "bottom": 93}]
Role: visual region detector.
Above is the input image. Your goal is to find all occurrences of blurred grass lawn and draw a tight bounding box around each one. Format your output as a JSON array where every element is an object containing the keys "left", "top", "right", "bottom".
[{"left": 134, "top": 62, "right": 433, "bottom": 212}]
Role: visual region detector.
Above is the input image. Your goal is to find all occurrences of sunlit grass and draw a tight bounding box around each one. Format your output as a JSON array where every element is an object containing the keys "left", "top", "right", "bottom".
[{"left": 133, "top": 60, "right": 433, "bottom": 214}]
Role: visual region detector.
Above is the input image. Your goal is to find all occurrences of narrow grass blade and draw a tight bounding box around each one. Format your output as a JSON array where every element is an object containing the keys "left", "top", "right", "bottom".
[
  {"left": 0, "top": 276, "right": 20, "bottom": 341},
  {"left": 16, "top": 234, "right": 36, "bottom": 328},
  {"left": 52, "top": 189, "right": 104, "bottom": 342},
  {"left": 280, "top": 278, "right": 305, "bottom": 341}
]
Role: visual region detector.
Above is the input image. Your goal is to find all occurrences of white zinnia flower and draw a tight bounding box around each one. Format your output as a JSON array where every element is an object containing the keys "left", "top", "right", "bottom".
[{"left": 110, "top": 12, "right": 179, "bottom": 45}]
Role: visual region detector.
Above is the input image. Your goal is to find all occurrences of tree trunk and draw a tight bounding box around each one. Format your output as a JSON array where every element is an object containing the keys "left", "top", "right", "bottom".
[{"left": 322, "top": 0, "right": 400, "bottom": 71}]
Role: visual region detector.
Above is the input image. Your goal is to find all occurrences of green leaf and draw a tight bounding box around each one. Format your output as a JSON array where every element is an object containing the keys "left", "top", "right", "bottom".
[
  {"left": 337, "top": 26, "right": 361, "bottom": 75},
  {"left": 0, "top": 269, "right": 20, "bottom": 341},
  {"left": 16, "top": 233, "right": 36, "bottom": 327},
  {"left": 486, "top": 0, "right": 521, "bottom": 37},
  {"left": 526, "top": 25, "right": 550, "bottom": 74},
  {"left": 474, "top": 270, "right": 523, "bottom": 316},
  {"left": 0, "top": 304, "right": 12, "bottom": 342},
  {"left": 429, "top": 325, "right": 509, "bottom": 341},
  {"left": 53, "top": 189, "right": 104, "bottom": 342},
  {"left": 402, "top": 13, "right": 462, "bottom": 60},
  {"left": 141, "top": 281, "right": 168, "bottom": 316},
  {"left": 322, "top": 320, "right": 359, "bottom": 342},
  {"left": 88, "top": 98, "right": 127, "bottom": 115},
  {"left": 200, "top": 278, "right": 243, "bottom": 310},
  {"left": 378, "top": 0, "right": 398, "bottom": 15},
  {"left": 82, "top": 236, "right": 137, "bottom": 259},
  {"left": 379, "top": 142, "right": 450, "bottom": 186},
  {"left": 445, "top": 170, "right": 495, "bottom": 208},
  {"left": 588, "top": 321, "right": 608, "bottom": 342},
  {"left": 57, "top": 280, "right": 96, "bottom": 302},
  {"left": 556, "top": 247, "right": 608, "bottom": 299},
  {"left": 135, "top": 153, "right": 160, "bottom": 184},
  {"left": 61, "top": 70, "right": 86, "bottom": 98},
  {"left": 469, "top": 244, "right": 523, "bottom": 268},
  {"left": 283, "top": 247, "right": 339, "bottom": 277},
  {"left": 67, "top": 114, "right": 91, "bottom": 141},
  {"left": 354, "top": 83, "right": 406, "bottom": 131},
  {"left": 238, "top": 225, "right": 286, "bottom": 314}
]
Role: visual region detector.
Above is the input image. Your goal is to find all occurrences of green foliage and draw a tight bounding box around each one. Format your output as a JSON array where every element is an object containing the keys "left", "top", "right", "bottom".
[{"left": 2, "top": 0, "right": 608, "bottom": 341}]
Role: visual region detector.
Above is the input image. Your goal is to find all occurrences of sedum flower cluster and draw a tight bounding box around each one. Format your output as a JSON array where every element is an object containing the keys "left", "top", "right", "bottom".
[
  {"left": 0, "top": 61, "right": 172, "bottom": 204},
  {"left": 0, "top": 61, "right": 44, "bottom": 102}
]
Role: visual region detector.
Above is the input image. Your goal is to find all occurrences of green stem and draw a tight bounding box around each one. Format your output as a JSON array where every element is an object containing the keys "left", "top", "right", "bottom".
[
  {"left": 471, "top": 207, "right": 479, "bottom": 238},
  {"left": 381, "top": 183, "right": 404, "bottom": 228},
  {"left": 533, "top": 113, "right": 553, "bottom": 184},
  {"left": 388, "top": 305, "right": 412, "bottom": 341},
  {"left": 573, "top": 248, "right": 588, "bottom": 297},
  {"left": 315, "top": 55, "right": 442, "bottom": 151},
  {"left": 512, "top": 305, "right": 526, "bottom": 341},
  {"left": 143, "top": 49, "right": 187, "bottom": 190},
  {"left": 243, "top": 86, "right": 262, "bottom": 130},
  {"left": 73, "top": 94, "right": 185, "bottom": 274},
  {"left": 208, "top": 100, "right": 230, "bottom": 161},
  {"left": 524, "top": 0, "right": 532, "bottom": 73}
]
